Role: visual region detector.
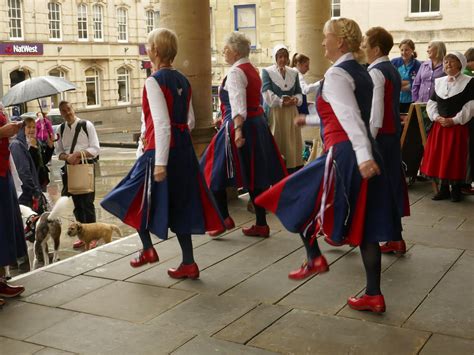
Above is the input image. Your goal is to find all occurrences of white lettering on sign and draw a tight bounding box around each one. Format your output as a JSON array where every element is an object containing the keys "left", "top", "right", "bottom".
[{"left": 13, "top": 45, "right": 38, "bottom": 53}]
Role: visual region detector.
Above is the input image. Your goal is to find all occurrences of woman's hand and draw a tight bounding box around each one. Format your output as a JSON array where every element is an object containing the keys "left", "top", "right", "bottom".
[
  {"left": 294, "top": 115, "right": 306, "bottom": 127},
  {"left": 29, "top": 137, "right": 38, "bottom": 148},
  {"left": 234, "top": 127, "right": 245, "bottom": 148},
  {"left": 154, "top": 165, "right": 167, "bottom": 182},
  {"left": 438, "top": 117, "right": 454, "bottom": 127},
  {"left": 358, "top": 160, "right": 381, "bottom": 179},
  {"left": 66, "top": 151, "right": 82, "bottom": 165},
  {"left": 401, "top": 80, "right": 411, "bottom": 92}
]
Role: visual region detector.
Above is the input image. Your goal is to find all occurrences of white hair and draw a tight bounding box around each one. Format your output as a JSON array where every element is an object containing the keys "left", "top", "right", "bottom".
[{"left": 225, "top": 32, "right": 251, "bottom": 58}]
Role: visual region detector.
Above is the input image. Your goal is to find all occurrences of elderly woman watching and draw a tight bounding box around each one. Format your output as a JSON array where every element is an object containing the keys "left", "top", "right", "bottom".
[
  {"left": 200, "top": 32, "right": 287, "bottom": 238},
  {"left": 420, "top": 51, "right": 474, "bottom": 202},
  {"left": 262, "top": 45, "right": 303, "bottom": 174},
  {"left": 412, "top": 41, "right": 447, "bottom": 103}
]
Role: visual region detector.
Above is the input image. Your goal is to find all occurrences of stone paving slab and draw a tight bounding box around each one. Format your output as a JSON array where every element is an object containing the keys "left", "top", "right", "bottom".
[
  {"left": 278, "top": 246, "right": 401, "bottom": 315},
  {"left": 172, "top": 232, "right": 298, "bottom": 295},
  {"left": 0, "top": 301, "right": 76, "bottom": 340},
  {"left": 26, "top": 313, "right": 194, "bottom": 354},
  {"left": 127, "top": 229, "right": 262, "bottom": 288},
  {"left": 22, "top": 275, "right": 113, "bottom": 307},
  {"left": 60, "top": 281, "right": 195, "bottom": 323},
  {"left": 432, "top": 216, "right": 467, "bottom": 231},
  {"left": 45, "top": 250, "right": 124, "bottom": 277},
  {"left": 96, "top": 233, "right": 144, "bottom": 255},
  {"left": 338, "top": 244, "right": 463, "bottom": 326},
  {"left": 34, "top": 348, "right": 76, "bottom": 355},
  {"left": 223, "top": 239, "right": 350, "bottom": 304},
  {"left": 214, "top": 304, "right": 291, "bottom": 344},
  {"left": 420, "top": 334, "right": 474, "bottom": 354},
  {"left": 403, "top": 250, "right": 474, "bottom": 339},
  {"left": 172, "top": 335, "right": 279, "bottom": 355},
  {"left": 458, "top": 218, "right": 474, "bottom": 232},
  {"left": 0, "top": 336, "right": 43, "bottom": 354},
  {"left": 248, "top": 309, "right": 431, "bottom": 354},
  {"left": 403, "top": 224, "right": 474, "bottom": 251},
  {"left": 10, "top": 271, "right": 70, "bottom": 297},
  {"left": 147, "top": 294, "right": 258, "bottom": 336},
  {"left": 409, "top": 196, "right": 474, "bottom": 220}
]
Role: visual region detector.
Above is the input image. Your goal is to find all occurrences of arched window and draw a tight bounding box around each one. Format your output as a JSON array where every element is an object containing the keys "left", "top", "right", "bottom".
[
  {"left": 117, "top": 8, "right": 128, "bottom": 42},
  {"left": 48, "top": 2, "right": 62, "bottom": 40},
  {"left": 85, "top": 68, "right": 100, "bottom": 107},
  {"left": 92, "top": 4, "right": 103, "bottom": 41},
  {"left": 49, "top": 68, "right": 67, "bottom": 108},
  {"left": 8, "top": 0, "right": 23, "bottom": 39},
  {"left": 78, "top": 4, "right": 88, "bottom": 40},
  {"left": 117, "top": 67, "right": 130, "bottom": 104}
]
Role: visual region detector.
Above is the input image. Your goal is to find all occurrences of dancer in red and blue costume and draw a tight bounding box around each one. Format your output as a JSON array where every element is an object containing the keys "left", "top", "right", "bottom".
[
  {"left": 256, "top": 18, "right": 401, "bottom": 313},
  {"left": 363, "top": 27, "right": 410, "bottom": 255},
  {"left": 0, "top": 105, "right": 26, "bottom": 305},
  {"left": 200, "top": 32, "right": 287, "bottom": 238},
  {"left": 101, "top": 28, "right": 224, "bottom": 279}
]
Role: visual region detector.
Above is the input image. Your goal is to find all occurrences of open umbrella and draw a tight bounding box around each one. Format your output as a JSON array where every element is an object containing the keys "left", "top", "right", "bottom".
[{"left": 2, "top": 76, "right": 76, "bottom": 107}]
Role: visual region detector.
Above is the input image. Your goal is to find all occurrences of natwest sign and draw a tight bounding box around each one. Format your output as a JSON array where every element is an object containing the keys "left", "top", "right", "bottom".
[{"left": 0, "top": 43, "right": 44, "bottom": 56}]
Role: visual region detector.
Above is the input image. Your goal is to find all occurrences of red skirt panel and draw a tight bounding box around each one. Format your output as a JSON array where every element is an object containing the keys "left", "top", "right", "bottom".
[{"left": 420, "top": 122, "right": 469, "bottom": 181}]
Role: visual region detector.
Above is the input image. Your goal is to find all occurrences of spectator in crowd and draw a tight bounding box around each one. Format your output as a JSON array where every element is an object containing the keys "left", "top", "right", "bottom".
[
  {"left": 0, "top": 103, "right": 26, "bottom": 305},
  {"left": 10, "top": 116, "right": 46, "bottom": 213},
  {"left": 200, "top": 32, "right": 287, "bottom": 238},
  {"left": 262, "top": 45, "right": 304, "bottom": 174},
  {"left": 420, "top": 52, "right": 474, "bottom": 202},
  {"left": 412, "top": 41, "right": 447, "bottom": 103},
  {"left": 290, "top": 53, "right": 320, "bottom": 115},
  {"left": 464, "top": 48, "right": 474, "bottom": 76},
  {"left": 258, "top": 18, "right": 401, "bottom": 313},
  {"left": 391, "top": 39, "right": 421, "bottom": 113},
  {"left": 363, "top": 26, "right": 410, "bottom": 255},
  {"left": 101, "top": 28, "right": 224, "bottom": 279},
  {"left": 55, "top": 101, "right": 100, "bottom": 249}
]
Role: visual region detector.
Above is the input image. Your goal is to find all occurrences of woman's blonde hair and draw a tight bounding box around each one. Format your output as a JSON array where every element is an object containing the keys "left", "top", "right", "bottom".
[
  {"left": 323, "top": 18, "right": 364, "bottom": 63},
  {"left": 225, "top": 32, "right": 251, "bottom": 58},
  {"left": 147, "top": 28, "right": 178, "bottom": 63},
  {"left": 429, "top": 41, "right": 446, "bottom": 63}
]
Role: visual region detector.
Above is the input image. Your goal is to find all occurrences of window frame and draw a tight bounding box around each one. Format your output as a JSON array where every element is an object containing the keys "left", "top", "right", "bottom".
[
  {"left": 146, "top": 10, "right": 154, "bottom": 34},
  {"left": 49, "top": 68, "right": 67, "bottom": 105},
  {"left": 331, "top": 0, "right": 341, "bottom": 18},
  {"left": 408, "top": 0, "right": 440, "bottom": 17},
  {"left": 77, "top": 3, "right": 88, "bottom": 41},
  {"left": 234, "top": 4, "right": 257, "bottom": 49},
  {"left": 48, "top": 1, "right": 62, "bottom": 41},
  {"left": 8, "top": 0, "right": 23, "bottom": 40},
  {"left": 92, "top": 4, "right": 104, "bottom": 42},
  {"left": 117, "top": 67, "right": 131, "bottom": 104},
  {"left": 117, "top": 7, "right": 128, "bottom": 43},
  {"left": 85, "top": 69, "right": 101, "bottom": 107}
]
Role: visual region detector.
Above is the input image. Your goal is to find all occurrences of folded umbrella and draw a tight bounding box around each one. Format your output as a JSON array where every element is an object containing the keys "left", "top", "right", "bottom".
[{"left": 2, "top": 76, "right": 76, "bottom": 107}]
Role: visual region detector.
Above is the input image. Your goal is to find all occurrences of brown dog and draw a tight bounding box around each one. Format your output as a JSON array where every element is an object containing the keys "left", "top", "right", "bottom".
[{"left": 67, "top": 222, "right": 122, "bottom": 250}]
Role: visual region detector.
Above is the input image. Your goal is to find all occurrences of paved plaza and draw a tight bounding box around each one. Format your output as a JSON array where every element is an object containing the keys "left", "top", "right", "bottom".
[{"left": 1, "top": 147, "right": 473, "bottom": 354}]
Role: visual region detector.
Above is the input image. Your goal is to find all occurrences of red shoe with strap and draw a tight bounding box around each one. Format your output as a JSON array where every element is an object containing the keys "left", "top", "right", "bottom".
[
  {"left": 380, "top": 240, "right": 406, "bottom": 254},
  {"left": 130, "top": 247, "right": 159, "bottom": 268},
  {"left": 208, "top": 217, "right": 235, "bottom": 237},
  {"left": 167, "top": 262, "right": 200, "bottom": 279},
  {"left": 242, "top": 224, "right": 270, "bottom": 238},
  {"left": 347, "top": 294, "right": 386, "bottom": 313},
  {"left": 288, "top": 255, "right": 329, "bottom": 280},
  {"left": 0, "top": 281, "right": 25, "bottom": 298},
  {"left": 73, "top": 239, "right": 85, "bottom": 249}
]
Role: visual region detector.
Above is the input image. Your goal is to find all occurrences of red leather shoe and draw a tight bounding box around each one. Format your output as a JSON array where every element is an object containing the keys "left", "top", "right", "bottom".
[
  {"left": 0, "top": 298, "right": 4, "bottom": 306},
  {"left": 347, "top": 294, "right": 386, "bottom": 313},
  {"left": 208, "top": 217, "right": 235, "bottom": 237},
  {"left": 288, "top": 255, "right": 329, "bottom": 280},
  {"left": 89, "top": 240, "right": 98, "bottom": 249},
  {"left": 0, "top": 281, "right": 25, "bottom": 298},
  {"left": 242, "top": 224, "right": 270, "bottom": 238},
  {"left": 73, "top": 239, "right": 85, "bottom": 249},
  {"left": 380, "top": 240, "right": 406, "bottom": 254},
  {"left": 130, "top": 247, "right": 159, "bottom": 268},
  {"left": 167, "top": 262, "right": 200, "bottom": 279}
]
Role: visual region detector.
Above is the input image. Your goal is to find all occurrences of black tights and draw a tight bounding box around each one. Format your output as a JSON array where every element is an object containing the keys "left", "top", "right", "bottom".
[
  {"left": 299, "top": 229, "right": 381, "bottom": 295},
  {"left": 137, "top": 230, "right": 194, "bottom": 265},
  {"left": 213, "top": 188, "right": 267, "bottom": 226}
]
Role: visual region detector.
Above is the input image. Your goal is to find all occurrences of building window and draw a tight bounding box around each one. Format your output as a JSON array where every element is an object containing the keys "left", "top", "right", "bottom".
[
  {"left": 85, "top": 69, "right": 100, "bottom": 107},
  {"left": 78, "top": 4, "right": 88, "bottom": 40},
  {"left": 8, "top": 0, "right": 23, "bottom": 39},
  {"left": 154, "top": 11, "right": 160, "bottom": 28},
  {"left": 332, "top": 0, "right": 341, "bottom": 18},
  {"left": 49, "top": 69, "right": 66, "bottom": 108},
  {"left": 117, "top": 8, "right": 128, "bottom": 42},
  {"left": 234, "top": 5, "right": 256, "bottom": 48},
  {"left": 146, "top": 10, "right": 154, "bottom": 33},
  {"left": 48, "top": 2, "right": 62, "bottom": 40},
  {"left": 92, "top": 4, "right": 103, "bottom": 41},
  {"left": 410, "top": 0, "right": 440, "bottom": 14},
  {"left": 117, "top": 68, "right": 130, "bottom": 104}
]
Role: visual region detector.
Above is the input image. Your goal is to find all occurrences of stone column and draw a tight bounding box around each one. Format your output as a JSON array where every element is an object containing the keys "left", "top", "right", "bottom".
[
  {"left": 295, "top": 0, "right": 331, "bottom": 158},
  {"left": 159, "top": 0, "right": 214, "bottom": 154}
]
